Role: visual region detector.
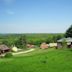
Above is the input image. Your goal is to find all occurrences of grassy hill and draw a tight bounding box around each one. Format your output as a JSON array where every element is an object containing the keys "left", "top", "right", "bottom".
[{"left": 0, "top": 48, "right": 72, "bottom": 72}]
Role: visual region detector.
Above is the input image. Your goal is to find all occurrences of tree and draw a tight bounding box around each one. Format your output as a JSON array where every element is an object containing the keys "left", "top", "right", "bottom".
[
  {"left": 15, "top": 35, "right": 27, "bottom": 49},
  {"left": 65, "top": 25, "right": 72, "bottom": 37},
  {"left": 46, "top": 36, "right": 53, "bottom": 43},
  {"left": 52, "top": 35, "right": 58, "bottom": 42},
  {"left": 2, "top": 40, "right": 12, "bottom": 47},
  {"left": 56, "top": 34, "right": 64, "bottom": 40}
]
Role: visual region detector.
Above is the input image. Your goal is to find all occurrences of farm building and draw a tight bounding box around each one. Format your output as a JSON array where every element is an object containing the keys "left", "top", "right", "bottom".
[
  {"left": 57, "top": 37, "right": 72, "bottom": 48},
  {"left": 0, "top": 45, "right": 10, "bottom": 54}
]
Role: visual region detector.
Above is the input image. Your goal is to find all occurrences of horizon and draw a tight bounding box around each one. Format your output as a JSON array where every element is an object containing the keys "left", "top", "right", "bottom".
[
  {"left": 0, "top": 0, "right": 72, "bottom": 33},
  {"left": 0, "top": 32, "right": 65, "bottom": 35}
]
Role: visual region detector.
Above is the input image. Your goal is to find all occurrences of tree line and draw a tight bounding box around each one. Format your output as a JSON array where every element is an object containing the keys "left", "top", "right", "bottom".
[
  {"left": 0, "top": 24, "right": 72, "bottom": 49},
  {"left": 0, "top": 33, "right": 64, "bottom": 49}
]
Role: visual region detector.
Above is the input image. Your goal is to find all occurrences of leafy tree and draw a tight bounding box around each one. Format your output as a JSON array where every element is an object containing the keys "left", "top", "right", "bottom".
[
  {"left": 65, "top": 25, "right": 72, "bottom": 37},
  {"left": 56, "top": 35, "right": 64, "bottom": 40},
  {"left": 52, "top": 35, "right": 58, "bottom": 42},
  {"left": 15, "top": 35, "right": 27, "bottom": 49},
  {"left": 46, "top": 36, "right": 53, "bottom": 43},
  {"left": 2, "top": 40, "right": 11, "bottom": 47}
]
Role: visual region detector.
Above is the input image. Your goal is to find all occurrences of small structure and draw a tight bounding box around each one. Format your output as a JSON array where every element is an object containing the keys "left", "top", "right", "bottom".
[
  {"left": 27, "top": 44, "right": 35, "bottom": 48},
  {"left": 0, "top": 45, "right": 10, "bottom": 54},
  {"left": 12, "top": 46, "right": 18, "bottom": 52},
  {"left": 57, "top": 37, "right": 72, "bottom": 48},
  {"left": 40, "top": 42, "right": 49, "bottom": 49},
  {"left": 49, "top": 43, "right": 57, "bottom": 48}
]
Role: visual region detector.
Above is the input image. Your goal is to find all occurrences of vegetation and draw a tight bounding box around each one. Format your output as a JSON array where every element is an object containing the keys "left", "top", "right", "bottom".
[
  {"left": 0, "top": 33, "right": 64, "bottom": 48},
  {"left": 4, "top": 52, "right": 13, "bottom": 58},
  {"left": 0, "top": 30, "right": 71, "bottom": 72},
  {"left": 0, "top": 48, "right": 72, "bottom": 72},
  {"left": 65, "top": 25, "right": 72, "bottom": 37},
  {"left": 61, "top": 39, "right": 67, "bottom": 48},
  {"left": 15, "top": 35, "right": 27, "bottom": 49}
]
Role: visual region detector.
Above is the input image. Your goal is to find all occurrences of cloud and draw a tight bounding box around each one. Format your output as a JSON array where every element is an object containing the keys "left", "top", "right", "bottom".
[
  {"left": 6, "top": 10, "right": 15, "bottom": 15},
  {"left": 3, "top": 0, "right": 15, "bottom": 4},
  {"left": 3, "top": 0, "right": 15, "bottom": 15}
]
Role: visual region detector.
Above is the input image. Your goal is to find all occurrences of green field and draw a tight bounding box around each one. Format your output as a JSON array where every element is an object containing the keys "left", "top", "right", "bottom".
[{"left": 0, "top": 48, "right": 72, "bottom": 72}]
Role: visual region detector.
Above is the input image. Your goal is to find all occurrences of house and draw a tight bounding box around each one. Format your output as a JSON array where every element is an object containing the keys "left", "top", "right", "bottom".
[
  {"left": 57, "top": 37, "right": 72, "bottom": 48},
  {"left": 0, "top": 45, "right": 10, "bottom": 54}
]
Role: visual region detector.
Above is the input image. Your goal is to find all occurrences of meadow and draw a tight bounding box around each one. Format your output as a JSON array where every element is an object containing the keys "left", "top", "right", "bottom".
[{"left": 0, "top": 48, "right": 72, "bottom": 72}]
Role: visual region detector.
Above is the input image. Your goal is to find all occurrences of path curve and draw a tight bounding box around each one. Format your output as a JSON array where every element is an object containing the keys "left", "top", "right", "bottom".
[{"left": 12, "top": 49, "right": 35, "bottom": 55}]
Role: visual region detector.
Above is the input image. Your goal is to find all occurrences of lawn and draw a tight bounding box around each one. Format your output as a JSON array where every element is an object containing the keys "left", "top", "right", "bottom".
[{"left": 0, "top": 48, "right": 72, "bottom": 72}]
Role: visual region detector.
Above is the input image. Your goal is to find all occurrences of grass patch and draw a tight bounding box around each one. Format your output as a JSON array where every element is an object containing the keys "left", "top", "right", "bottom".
[{"left": 0, "top": 48, "right": 72, "bottom": 72}]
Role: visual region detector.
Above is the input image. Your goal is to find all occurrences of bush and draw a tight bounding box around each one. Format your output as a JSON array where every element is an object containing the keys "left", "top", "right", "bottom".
[
  {"left": 62, "top": 39, "right": 67, "bottom": 48},
  {"left": 4, "top": 52, "right": 13, "bottom": 58}
]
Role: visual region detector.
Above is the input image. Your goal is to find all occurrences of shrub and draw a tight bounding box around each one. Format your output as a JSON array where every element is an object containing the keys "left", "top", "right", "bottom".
[
  {"left": 4, "top": 52, "right": 13, "bottom": 58},
  {"left": 62, "top": 39, "right": 67, "bottom": 48}
]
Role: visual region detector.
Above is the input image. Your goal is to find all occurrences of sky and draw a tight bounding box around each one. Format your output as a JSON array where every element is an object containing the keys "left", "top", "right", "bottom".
[{"left": 0, "top": 0, "right": 72, "bottom": 33}]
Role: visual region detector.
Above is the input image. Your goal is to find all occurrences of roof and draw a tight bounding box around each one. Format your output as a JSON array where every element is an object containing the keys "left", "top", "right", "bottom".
[
  {"left": 57, "top": 37, "right": 72, "bottom": 42},
  {"left": 0, "top": 45, "right": 10, "bottom": 51}
]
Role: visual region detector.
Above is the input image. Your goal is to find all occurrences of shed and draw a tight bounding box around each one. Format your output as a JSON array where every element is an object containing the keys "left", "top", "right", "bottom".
[
  {"left": 40, "top": 42, "right": 49, "bottom": 49},
  {"left": 27, "top": 44, "right": 35, "bottom": 48},
  {"left": 12, "top": 46, "right": 18, "bottom": 52},
  {"left": 57, "top": 37, "right": 72, "bottom": 48},
  {"left": 57, "top": 37, "right": 72, "bottom": 43},
  {"left": 0, "top": 45, "right": 10, "bottom": 54},
  {"left": 49, "top": 43, "right": 57, "bottom": 47}
]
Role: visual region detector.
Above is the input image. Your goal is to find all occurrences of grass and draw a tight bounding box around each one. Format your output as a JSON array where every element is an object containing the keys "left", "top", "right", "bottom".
[{"left": 0, "top": 48, "right": 72, "bottom": 72}]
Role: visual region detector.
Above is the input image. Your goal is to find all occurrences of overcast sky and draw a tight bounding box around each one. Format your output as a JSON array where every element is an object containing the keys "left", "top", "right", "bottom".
[{"left": 0, "top": 0, "right": 72, "bottom": 33}]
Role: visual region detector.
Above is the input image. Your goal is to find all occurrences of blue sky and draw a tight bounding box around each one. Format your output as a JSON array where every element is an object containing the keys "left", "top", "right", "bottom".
[{"left": 0, "top": 0, "right": 72, "bottom": 33}]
